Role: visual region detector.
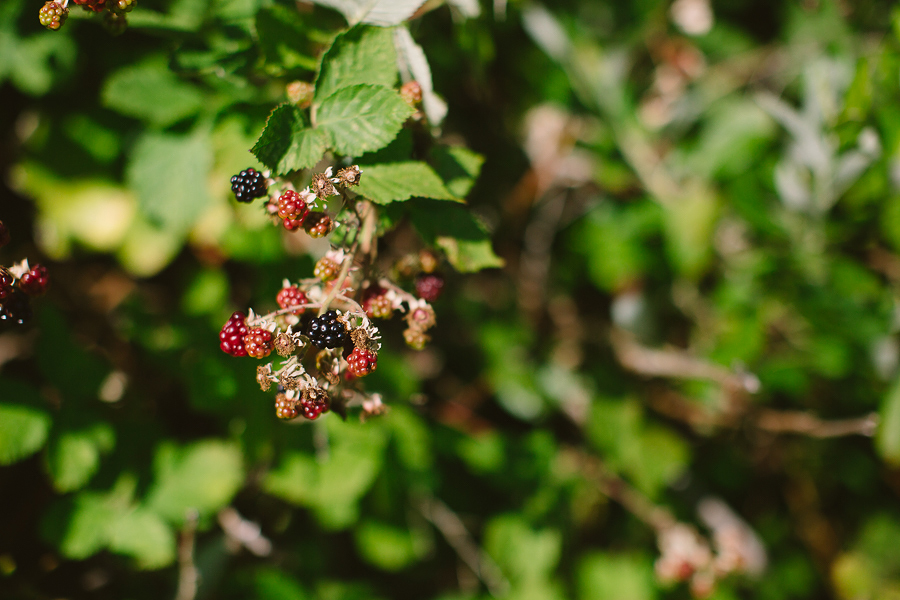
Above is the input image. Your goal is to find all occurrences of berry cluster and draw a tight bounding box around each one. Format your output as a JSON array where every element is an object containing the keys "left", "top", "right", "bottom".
[
  {"left": 219, "top": 164, "right": 445, "bottom": 422},
  {"left": 0, "top": 222, "right": 49, "bottom": 331},
  {"left": 40, "top": 0, "right": 137, "bottom": 32}
]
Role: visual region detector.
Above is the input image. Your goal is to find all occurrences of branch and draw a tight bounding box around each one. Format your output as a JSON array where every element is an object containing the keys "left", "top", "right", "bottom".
[
  {"left": 415, "top": 495, "right": 510, "bottom": 598},
  {"left": 174, "top": 511, "right": 199, "bottom": 600},
  {"left": 218, "top": 507, "right": 272, "bottom": 557}
]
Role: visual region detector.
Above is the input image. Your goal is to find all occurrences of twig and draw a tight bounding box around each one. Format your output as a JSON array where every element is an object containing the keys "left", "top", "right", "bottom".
[
  {"left": 318, "top": 242, "right": 359, "bottom": 315},
  {"left": 416, "top": 496, "right": 510, "bottom": 598},
  {"left": 174, "top": 511, "right": 199, "bottom": 600},
  {"left": 611, "top": 328, "right": 760, "bottom": 393},
  {"left": 754, "top": 409, "right": 878, "bottom": 438},
  {"left": 218, "top": 507, "right": 272, "bottom": 557},
  {"left": 567, "top": 449, "right": 675, "bottom": 532}
]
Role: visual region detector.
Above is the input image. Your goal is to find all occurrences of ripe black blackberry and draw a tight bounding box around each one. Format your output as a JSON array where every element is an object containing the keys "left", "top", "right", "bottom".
[
  {"left": 19, "top": 264, "right": 49, "bottom": 297},
  {"left": 0, "top": 291, "right": 33, "bottom": 330},
  {"left": 219, "top": 311, "right": 249, "bottom": 357},
  {"left": 306, "top": 310, "right": 348, "bottom": 349},
  {"left": 230, "top": 168, "right": 268, "bottom": 203}
]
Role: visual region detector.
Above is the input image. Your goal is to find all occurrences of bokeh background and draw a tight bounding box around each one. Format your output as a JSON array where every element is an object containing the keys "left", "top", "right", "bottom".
[{"left": 3, "top": 0, "right": 900, "bottom": 598}]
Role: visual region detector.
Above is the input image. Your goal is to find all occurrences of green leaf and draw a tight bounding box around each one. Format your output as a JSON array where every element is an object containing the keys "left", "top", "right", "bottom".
[
  {"left": 108, "top": 507, "right": 177, "bottom": 569},
  {"left": 0, "top": 402, "right": 51, "bottom": 466},
  {"left": 256, "top": 5, "right": 320, "bottom": 74},
  {"left": 484, "top": 515, "right": 561, "bottom": 583},
  {"left": 877, "top": 376, "right": 900, "bottom": 466},
  {"left": 145, "top": 440, "right": 244, "bottom": 524},
  {"left": 355, "top": 162, "right": 458, "bottom": 204},
  {"left": 432, "top": 146, "right": 484, "bottom": 197},
  {"left": 254, "top": 569, "right": 309, "bottom": 600},
  {"left": 354, "top": 520, "right": 428, "bottom": 571},
  {"left": 263, "top": 417, "right": 387, "bottom": 529},
  {"left": 311, "top": 0, "right": 424, "bottom": 26},
  {"left": 45, "top": 424, "right": 115, "bottom": 492},
  {"left": 126, "top": 130, "right": 212, "bottom": 234},
  {"left": 102, "top": 60, "right": 205, "bottom": 127},
  {"left": 317, "top": 84, "right": 414, "bottom": 156},
  {"left": 577, "top": 553, "right": 656, "bottom": 600},
  {"left": 315, "top": 25, "right": 397, "bottom": 103},
  {"left": 252, "top": 105, "right": 327, "bottom": 175},
  {"left": 436, "top": 237, "right": 504, "bottom": 272}
]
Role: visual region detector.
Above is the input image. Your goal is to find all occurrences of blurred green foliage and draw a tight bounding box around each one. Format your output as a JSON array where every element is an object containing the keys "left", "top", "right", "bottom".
[{"left": 4, "top": 0, "right": 900, "bottom": 599}]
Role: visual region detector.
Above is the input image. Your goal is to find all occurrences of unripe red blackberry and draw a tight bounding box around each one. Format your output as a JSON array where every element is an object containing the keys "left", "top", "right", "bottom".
[
  {"left": 362, "top": 287, "right": 393, "bottom": 319},
  {"left": 219, "top": 311, "right": 249, "bottom": 357},
  {"left": 277, "top": 190, "right": 309, "bottom": 221},
  {"left": 306, "top": 310, "right": 348, "bottom": 349},
  {"left": 415, "top": 273, "right": 444, "bottom": 302},
  {"left": 304, "top": 213, "right": 332, "bottom": 238},
  {"left": 314, "top": 257, "right": 339, "bottom": 281},
  {"left": 283, "top": 217, "right": 303, "bottom": 231},
  {"left": 244, "top": 328, "right": 274, "bottom": 358},
  {"left": 347, "top": 348, "right": 377, "bottom": 377},
  {"left": 276, "top": 285, "right": 307, "bottom": 315},
  {"left": 275, "top": 393, "right": 300, "bottom": 420},
  {"left": 230, "top": 168, "right": 268, "bottom": 203},
  {"left": 0, "top": 268, "right": 14, "bottom": 301},
  {"left": 39, "top": 1, "right": 68, "bottom": 30},
  {"left": 18, "top": 264, "right": 49, "bottom": 297},
  {"left": 403, "top": 327, "right": 429, "bottom": 350},
  {"left": 0, "top": 221, "right": 9, "bottom": 247},
  {"left": 301, "top": 387, "right": 329, "bottom": 420},
  {"left": 400, "top": 81, "right": 423, "bottom": 105}
]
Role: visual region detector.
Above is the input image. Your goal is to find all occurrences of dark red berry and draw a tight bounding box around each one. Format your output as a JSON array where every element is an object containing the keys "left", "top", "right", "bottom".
[
  {"left": 18, "top": 264, "right": 49, "bottom": 297},
  {"left": 244, "top": 328, "right": 274, "bottom": 358},
  {"left": 347, "top": 348, "right": 377, "bottom": 377},
  {"left": 304, "top": 213, "right": 332, "bottom": 238},
  {"left": 38, "top": 1, "right": 67, "bottom": 29},
  {"left": 0, "top": 268, "right": 14, "bottom": 301},
  {"left": 277, "top": 285, "right": 307, "bottom": 315},
  {"left": 230, "top": 168, "right": 268, "bottom": 203},
  {"left": 275, "top": 393, "right": 299, "bottom": 420},
  {"left": 415, "top": 273, "right": 444, "bottom": 302},
  {"left": 277, "top": 190, "right": 309, "bottom": 221},
  {"left": 219, "top": 311, "right": 249, "bottom": 357},
  {"left": 0, "top": 221, "right": 9, "bottom": 247},
  {"left": 306, "top": 310, "right": 348, "bottom": 349}
]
